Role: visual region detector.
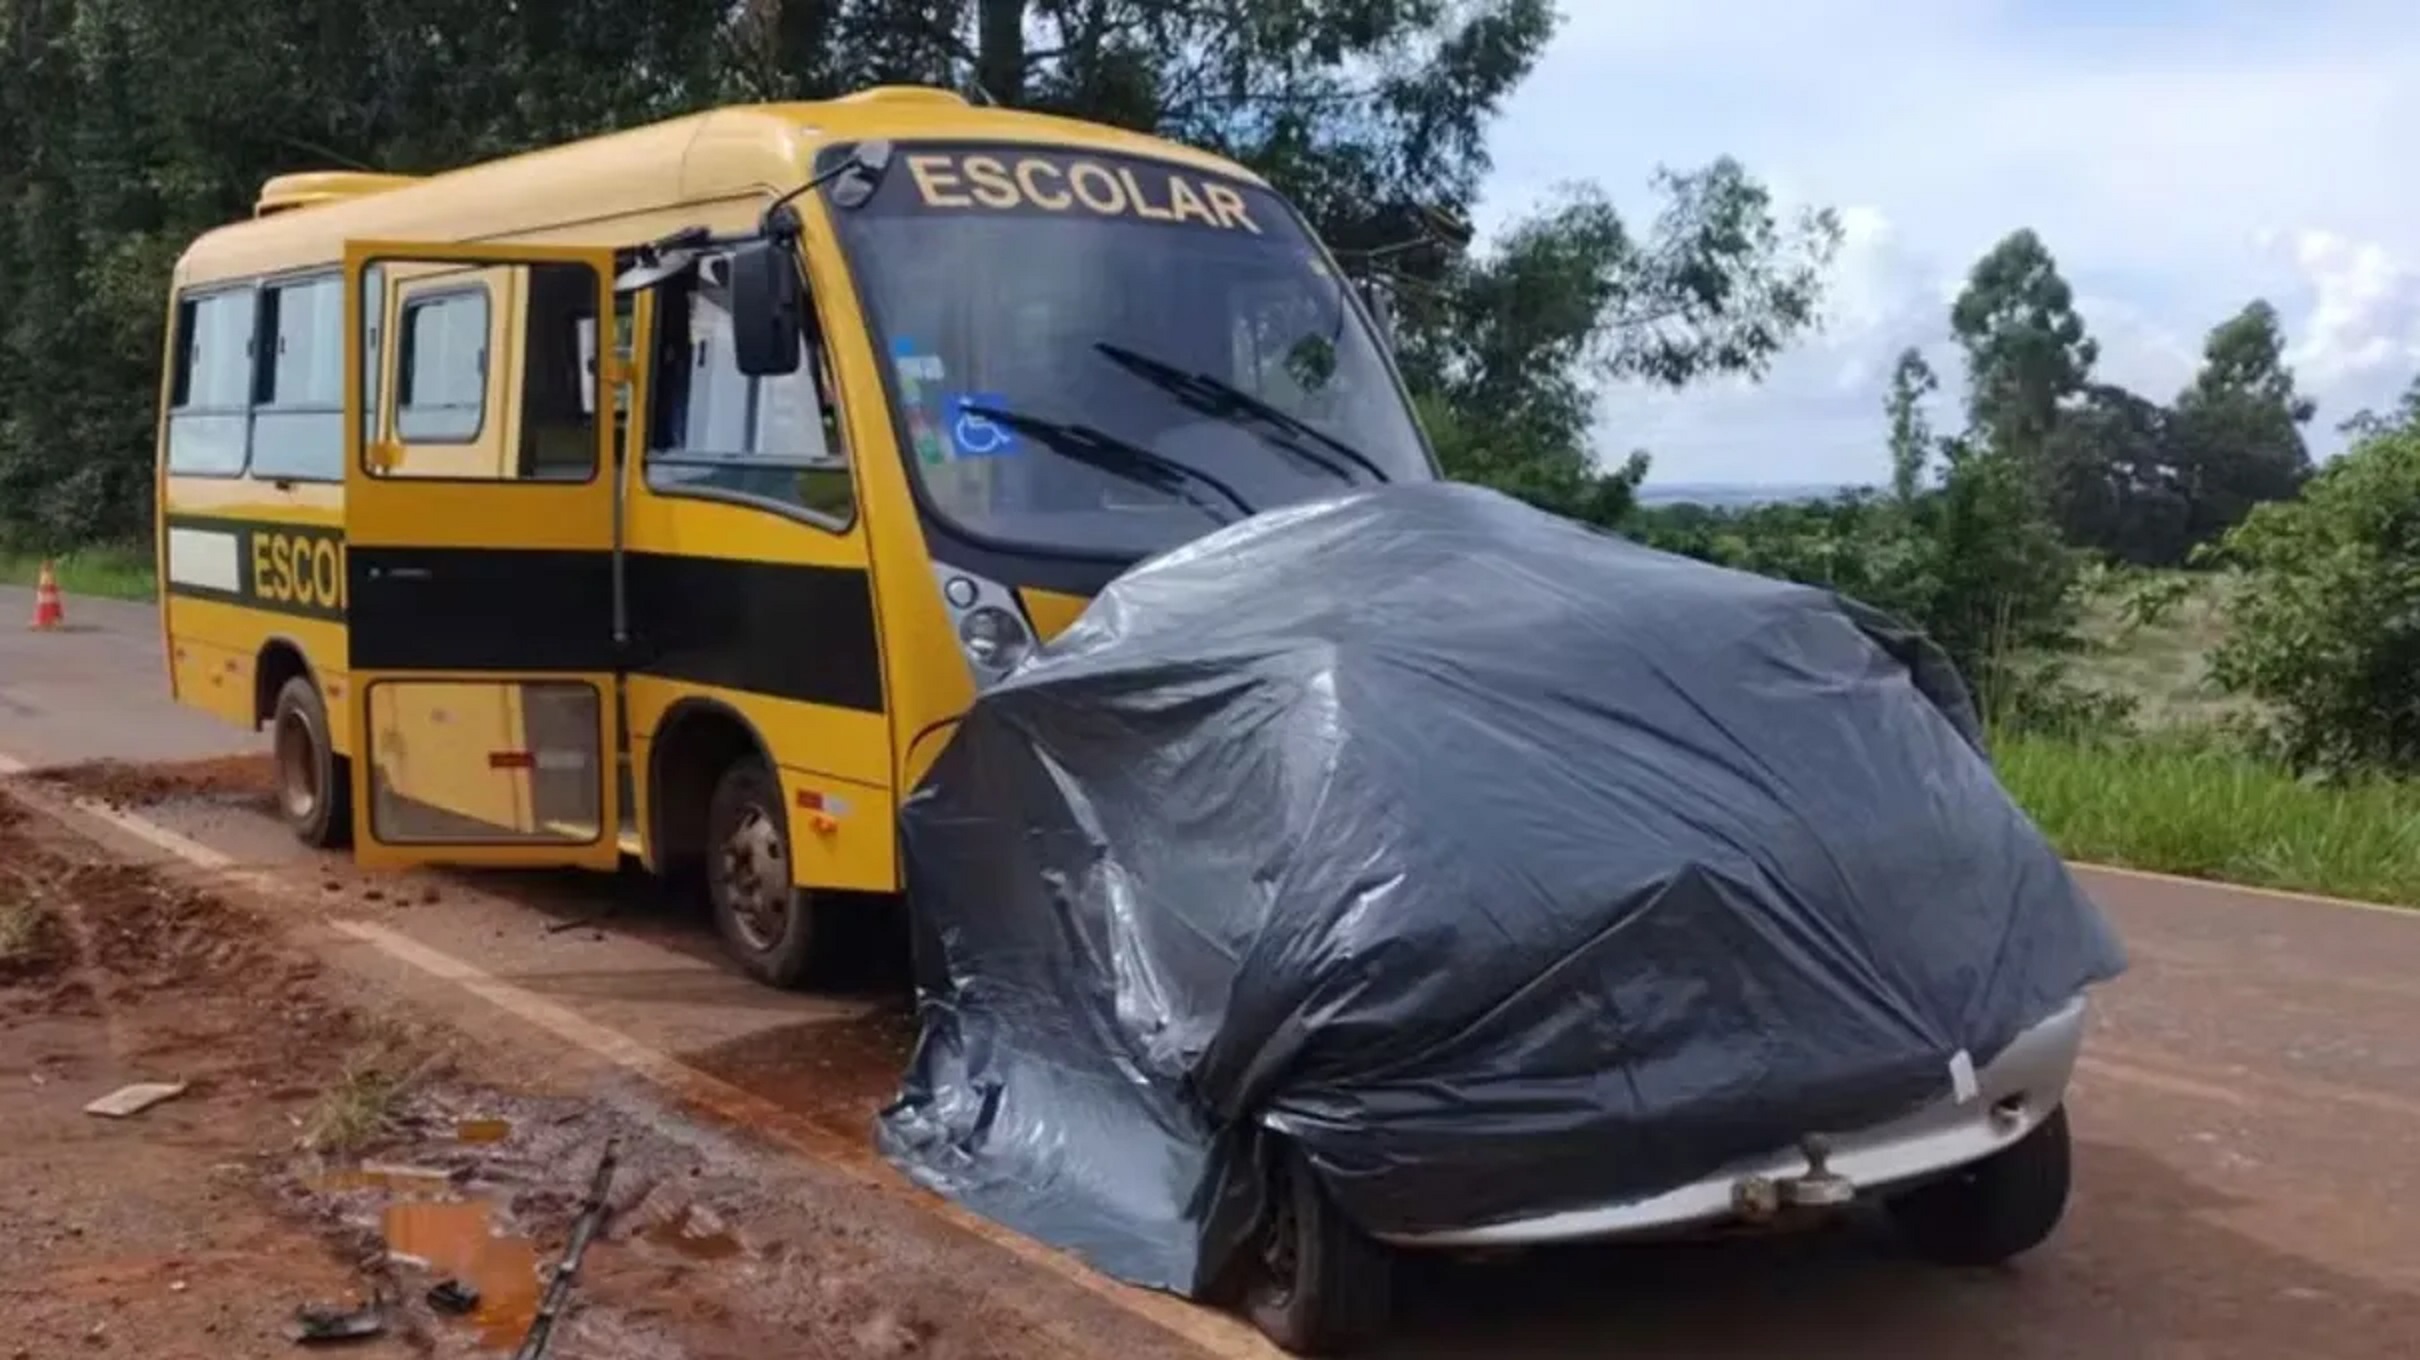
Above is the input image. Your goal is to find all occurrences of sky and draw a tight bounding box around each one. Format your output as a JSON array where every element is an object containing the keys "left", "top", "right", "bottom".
[{"left": 1473, "top": 0, "right": 2420, "bottom": 488}]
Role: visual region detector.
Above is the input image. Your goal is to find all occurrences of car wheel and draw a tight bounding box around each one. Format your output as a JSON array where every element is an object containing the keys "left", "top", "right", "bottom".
[
  {"left": 1887, "top": 1103, "right": 2072, "bottom": 1266},
  {"left": 272, "top": 676, "right": 351, "bottom": 850},
  {"left": 1242, "top": 1145, "right": 1393, "bottom": 1355},
  {"left": 705, "top": 757, "right": 824, "bottom": 989}
]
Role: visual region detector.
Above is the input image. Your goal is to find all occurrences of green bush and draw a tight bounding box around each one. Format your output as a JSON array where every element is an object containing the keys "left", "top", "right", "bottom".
[
  {"left": 2208, "top": 427, "right": 2420, "bottom": 775},
  {"left": 1626, "top": 447, "right": 2084, "bottom": 701}
]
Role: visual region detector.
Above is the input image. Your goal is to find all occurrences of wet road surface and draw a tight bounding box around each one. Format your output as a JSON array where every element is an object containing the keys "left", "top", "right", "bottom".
[{"left": 4, "top": 584, "right": 2416, "bottom": 1357}]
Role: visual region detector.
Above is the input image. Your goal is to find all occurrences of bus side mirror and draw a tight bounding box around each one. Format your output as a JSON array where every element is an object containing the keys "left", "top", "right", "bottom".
[{"left": 731, "top": 239, "right": 804, "bottom": 377}]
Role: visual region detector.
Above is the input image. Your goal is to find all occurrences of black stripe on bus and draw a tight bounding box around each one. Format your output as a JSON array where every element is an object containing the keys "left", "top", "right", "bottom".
[
  {"left": 624, "top": 552, "right": 886, "bottom": 715},
  {"left": 347, "top": 546, "right": 622, "bottom": 672},
  {"left": 167, "top": 512, "right": 887, "bottom": 714},
  {"left": 343, "top": 546, "right": 886, "bottom": 715}
]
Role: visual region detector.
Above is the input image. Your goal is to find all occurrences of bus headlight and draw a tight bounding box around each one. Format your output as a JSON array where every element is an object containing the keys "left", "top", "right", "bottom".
[
  {"left": 959, "top": 605, "right": 1032, "bottom": 673},
  {"left": 933, "top": 565, "right": 1035, "bottom": 687}
]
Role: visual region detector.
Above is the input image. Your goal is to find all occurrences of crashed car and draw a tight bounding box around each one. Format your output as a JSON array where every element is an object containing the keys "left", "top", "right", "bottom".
[{"left": 879, "top": 481, "right": 2128, "bottom": 1355}]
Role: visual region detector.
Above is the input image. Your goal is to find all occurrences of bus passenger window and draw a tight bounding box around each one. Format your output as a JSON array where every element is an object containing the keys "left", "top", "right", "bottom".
[
  {"left": 395, "top": 289, "right": 488, "bottom": 444},
  {"left": 250, "top": 274, "right": 344, "bottom": 482},
  {"left": 165, "top": 288, "right": 255, "bottom": 477},
  {"left": 645, "top": 266, "right": 851, "bottom": 524}
]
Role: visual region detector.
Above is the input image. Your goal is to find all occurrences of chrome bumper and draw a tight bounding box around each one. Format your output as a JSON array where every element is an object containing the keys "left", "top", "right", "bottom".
[{"left": 1376, "top": 996, "right": 2089, "bottom": 1249}]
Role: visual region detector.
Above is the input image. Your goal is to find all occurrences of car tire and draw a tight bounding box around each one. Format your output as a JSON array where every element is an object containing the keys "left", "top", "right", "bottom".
[
  {"left": 1241, "top": 1144, "right": 1394, "bottom": 1355},
  {"left": 705, "top": 757, "right": 825, "bottom": 989},
  {"left": 1887, "top": 1103, "right": 2073, "bottom": 1267},
  {"left": 272, "top": 676, "right": 352, "bottom": 851}
]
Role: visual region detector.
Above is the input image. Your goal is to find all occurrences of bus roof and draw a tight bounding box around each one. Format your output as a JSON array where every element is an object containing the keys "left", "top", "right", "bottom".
[{"left": 176, "top": 86, "right": 1271, "bottom": 286}]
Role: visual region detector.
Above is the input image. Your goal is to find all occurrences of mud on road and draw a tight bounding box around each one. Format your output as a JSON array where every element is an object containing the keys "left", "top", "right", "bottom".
[{"left": 0, "top": 787, "right": 1209, "bottom": 1360}]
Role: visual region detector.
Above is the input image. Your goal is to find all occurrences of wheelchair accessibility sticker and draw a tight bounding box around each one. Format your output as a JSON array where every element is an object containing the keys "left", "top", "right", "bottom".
[{"left": 945, "top": 393, "right": 1021, "bottom": 458}]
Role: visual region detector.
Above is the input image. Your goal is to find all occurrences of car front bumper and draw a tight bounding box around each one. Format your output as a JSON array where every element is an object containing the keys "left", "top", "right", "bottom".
[{"left": 1374, "top": 995, "right": 2090, "bottom": 1250}]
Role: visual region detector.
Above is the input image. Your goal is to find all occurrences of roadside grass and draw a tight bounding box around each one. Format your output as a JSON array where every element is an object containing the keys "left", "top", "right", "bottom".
[
  {"left": 0, "top": 542, "right": 156, "bottom": 601},
  {"left": 301, "top": 1026, "right": 449, "bottom": 1155},
  {"left": 2066, "top": 567, "right": 2245, "bottom": 730},
  {"left": 1996, "top": 727, "right": 2420, "bottom": 909},
  {"left": 0, "top": 895, "right": 40, "bottom": 962}
]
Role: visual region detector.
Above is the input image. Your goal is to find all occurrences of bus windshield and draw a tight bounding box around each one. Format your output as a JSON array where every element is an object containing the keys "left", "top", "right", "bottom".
[{"left": 828, "top": 142, "right": 1433, "bottom": 560}]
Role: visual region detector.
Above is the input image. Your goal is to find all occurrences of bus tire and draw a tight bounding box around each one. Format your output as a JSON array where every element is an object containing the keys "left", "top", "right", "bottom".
[
  {"left": 705, "top": 757, "right": 823, "bottom": 989},
  {"left": 271, "top": 675, "right": 351, "bottom": 851}
]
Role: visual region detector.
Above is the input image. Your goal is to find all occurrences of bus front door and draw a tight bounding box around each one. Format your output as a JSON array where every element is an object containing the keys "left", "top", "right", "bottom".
[{"left": 341, "top": 241, "right": 628, "bottom": 872}]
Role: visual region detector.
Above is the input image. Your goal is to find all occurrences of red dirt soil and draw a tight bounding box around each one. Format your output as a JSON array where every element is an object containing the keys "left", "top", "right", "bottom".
[
  {"left": 31, "top": 752, "right": 277, "bottom": 812},
  {"left": 0, "top": 787, "right": 1194, "bottom": 1360}
]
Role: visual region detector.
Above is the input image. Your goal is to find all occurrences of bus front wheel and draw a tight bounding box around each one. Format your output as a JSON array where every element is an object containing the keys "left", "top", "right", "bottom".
[
  {"left": 705, "top": 757, "right": 827, "bottom": 989},
  {"left": 272, "top": 676, "right": 351, "bottom": 851}
]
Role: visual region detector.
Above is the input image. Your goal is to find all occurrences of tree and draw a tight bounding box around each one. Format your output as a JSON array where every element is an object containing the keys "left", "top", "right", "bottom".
[
  {"left": 0, "top": 0, "right": 1835, "bottom": 551},
  {"left": 2041, "top": 383, "right": 2185, "bottom": 565},
  {"left": 1950, "top": 229, "right": 2098, "bottom": 470},
  {"left": 1886, "top": 347, "right": 1939, "bottom": 503},
  {"left": 2168, "top": 300, "right": 2315, "bottom": 552},
  {"left": 1399, "top": 174, "right": 1839, "bottom": 522}
]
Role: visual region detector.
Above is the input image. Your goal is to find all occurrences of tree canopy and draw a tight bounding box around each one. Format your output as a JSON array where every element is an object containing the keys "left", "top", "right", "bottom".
[{"left": 0, "top": 0, "right": 1841, "bottom": 549}]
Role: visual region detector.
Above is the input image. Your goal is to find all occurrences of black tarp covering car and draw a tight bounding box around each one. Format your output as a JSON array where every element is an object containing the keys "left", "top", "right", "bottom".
[{"left": 876, "top": 480, "right": 2127, "bottom": 1298}]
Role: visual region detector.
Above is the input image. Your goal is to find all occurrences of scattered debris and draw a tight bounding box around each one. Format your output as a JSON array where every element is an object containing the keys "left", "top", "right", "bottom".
[
  {"left": 83, "top": 1080, "right": 188, "bottom": 1118},
  {"left": 358, "top": 1160, "right": 453, "bottom": 1186},
  {"left": 511, "top": 1138, "right": 619, "bottom": 1360},
  {"left": 427, "top": 1279, "right": 480, "bottom": 1316},
  {"left": 285, "top": 1297, "right": 386, "bottom": 1345},
  {"left": 456, "top": 1117, "right": 513, "bottom": 1145}
]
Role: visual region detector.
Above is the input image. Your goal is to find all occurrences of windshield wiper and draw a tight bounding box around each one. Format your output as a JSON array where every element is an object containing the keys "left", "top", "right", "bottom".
[
  {"left": 1092, "top": 341, "right": 1394, "bottom": 487},
  {"left": 957, "top": 403, "right": 1256, "bottom": 527}
]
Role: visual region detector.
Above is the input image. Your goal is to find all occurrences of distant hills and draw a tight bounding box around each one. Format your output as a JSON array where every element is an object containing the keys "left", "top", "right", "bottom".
[{"left": 1633, "top": 481, "right": 1863, "bottom": 509}]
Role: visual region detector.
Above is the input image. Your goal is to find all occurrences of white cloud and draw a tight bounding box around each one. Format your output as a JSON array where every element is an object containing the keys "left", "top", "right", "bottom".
[
  {"left": 1476, "top": 0, "right": 2420, "bottom": 485},
  {"left": 2286, "top": 231, "right": 2420, "bottom": 388}
]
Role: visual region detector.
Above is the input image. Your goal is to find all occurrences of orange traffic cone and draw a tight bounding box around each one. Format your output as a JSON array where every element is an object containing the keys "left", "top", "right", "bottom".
[{"left": 27, "top": 561, "right": 63, "bottom": 631}]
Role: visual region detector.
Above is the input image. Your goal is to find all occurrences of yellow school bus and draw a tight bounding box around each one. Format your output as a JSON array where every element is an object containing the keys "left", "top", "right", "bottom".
[{"left": 155, "top": 86, "right": 1437, "bottom": 986}]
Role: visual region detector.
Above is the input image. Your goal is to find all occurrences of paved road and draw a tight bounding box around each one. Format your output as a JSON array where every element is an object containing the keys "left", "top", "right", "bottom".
[
  {"left": 4, "top": 584, "right": 2417, "bottom": 1357},
  {"left": 0, "top": 587, "right": 257, "bottom": 766}
]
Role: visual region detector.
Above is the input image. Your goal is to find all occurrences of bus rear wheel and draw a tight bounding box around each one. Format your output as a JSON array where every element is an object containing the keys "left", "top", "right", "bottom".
[
  {"left": 705, "top": 757, "right": 828, "bottom": 989},
  {"left": 271, "top": 676, "right": 351, "bottom": 850}
]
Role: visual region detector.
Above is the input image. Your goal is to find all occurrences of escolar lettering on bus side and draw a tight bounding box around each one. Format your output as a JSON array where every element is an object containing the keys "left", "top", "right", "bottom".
[{"left": 251, "top": 525, "right": 348, "bottom": 616}]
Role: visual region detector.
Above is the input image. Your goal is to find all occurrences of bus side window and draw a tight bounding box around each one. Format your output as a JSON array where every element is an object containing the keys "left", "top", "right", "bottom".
[
  {"left": 164, "top": 287, "right": 256, "bottom": 478},
  {"left": 251, "top": 273, "right": 345, "bottom": 482},
  {"left": 644, "top": 256, "right": 852, "bottom": 525},
  {"left": 393, "top": 285, "right": 490, "bottom": 446}
]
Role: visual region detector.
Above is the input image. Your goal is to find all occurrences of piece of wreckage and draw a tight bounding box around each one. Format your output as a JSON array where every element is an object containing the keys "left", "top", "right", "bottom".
[{"left": 877, "top": 480, "right": 2127, "bottom": 1356}]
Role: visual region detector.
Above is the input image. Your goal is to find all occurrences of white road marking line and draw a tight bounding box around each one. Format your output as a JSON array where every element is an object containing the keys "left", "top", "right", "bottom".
[
  {"left": 63, "top": 794, "right": 236, "bottom": 869},
  {"left": 327, "top": 919, "right": 1278, "bottom": 1360}
]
